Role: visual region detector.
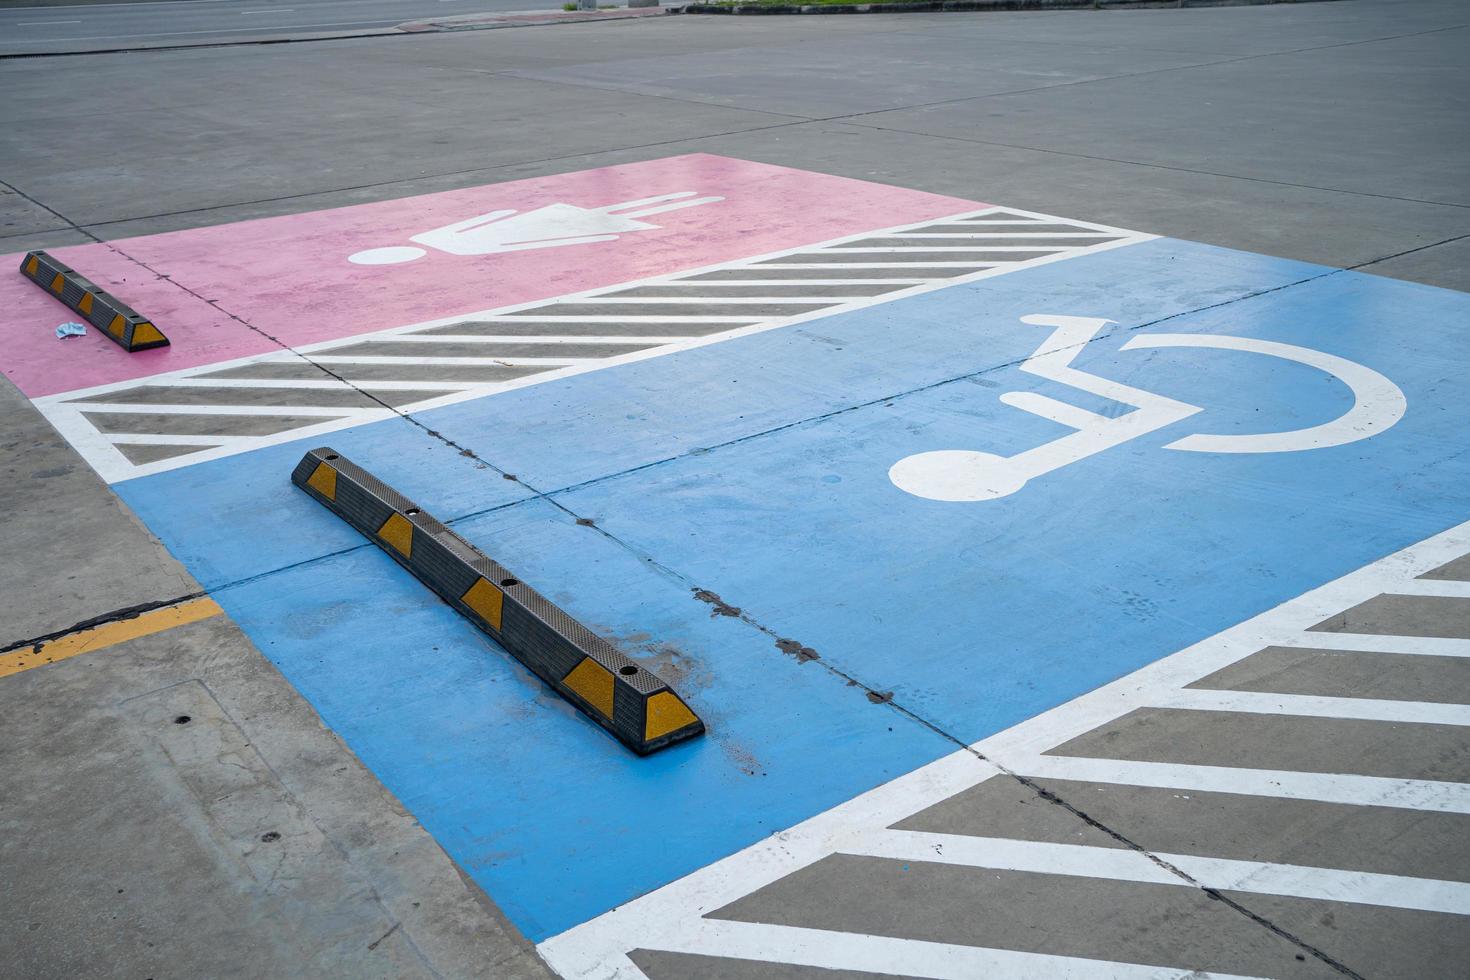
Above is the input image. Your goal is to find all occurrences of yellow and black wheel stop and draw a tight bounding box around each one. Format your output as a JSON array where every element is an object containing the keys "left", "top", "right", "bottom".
[
  {"left": 292, "top": 448, "right": 705, "bottom": 755},
  {"left": 20, "top": 250, "right": 170, "bottom": 353}
]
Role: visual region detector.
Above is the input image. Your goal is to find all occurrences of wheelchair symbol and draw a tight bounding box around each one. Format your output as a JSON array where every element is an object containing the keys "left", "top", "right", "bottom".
[{"left": 889, "top": 313, "right": 1407, "bottom": 502}]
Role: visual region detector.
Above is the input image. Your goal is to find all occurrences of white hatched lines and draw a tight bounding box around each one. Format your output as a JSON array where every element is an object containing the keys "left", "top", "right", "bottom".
[
  {"left": 852, "top": 830, "right": 1470, "bottom": 916},
  {"left": 37, "top": 206, "right": 1151, "bottom": 483},
  {"left": 539, "top": 521, "right": 1470, "bottom": 979},
  {"left": 624, "top": 920, "right": 1267, "bottom": 980}
]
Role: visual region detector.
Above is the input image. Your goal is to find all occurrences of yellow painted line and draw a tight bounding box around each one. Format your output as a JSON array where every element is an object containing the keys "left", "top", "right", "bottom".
[{"left": 0, "top": 597, "right": 223, "bottom": 680}]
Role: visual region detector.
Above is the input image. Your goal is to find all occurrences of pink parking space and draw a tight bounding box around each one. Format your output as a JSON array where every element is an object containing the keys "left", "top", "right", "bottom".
[{"left": 1, "top": 154, "right": 978, "bottom": 399}]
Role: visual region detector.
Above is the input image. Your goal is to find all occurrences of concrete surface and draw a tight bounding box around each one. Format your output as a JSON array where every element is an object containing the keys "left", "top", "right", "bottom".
[
  {"left": 0, "top": 0, "right": 565, "bottom": 53},
  {"left": 0, "top": 389, "right": 554, "bottom": 979},
  {"left": 1, "top": 0, "right": 1467, "bottom": 977}
]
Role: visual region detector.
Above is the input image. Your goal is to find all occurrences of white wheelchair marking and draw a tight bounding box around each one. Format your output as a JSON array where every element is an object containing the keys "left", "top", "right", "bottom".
[{"left": 889, "top": 313, "right": 1408, "bottom": 502}]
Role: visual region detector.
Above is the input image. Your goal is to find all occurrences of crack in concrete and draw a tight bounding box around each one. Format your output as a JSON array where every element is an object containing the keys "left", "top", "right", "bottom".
[
  {"left": 0, "top": 590, "right": 208, "bottom": 655},
  {"left": 12, "top": 21, "right": 1469, "bottom": 236},
  {"left": 5, "top": 161, "right": 1448, "bottom": 976}
]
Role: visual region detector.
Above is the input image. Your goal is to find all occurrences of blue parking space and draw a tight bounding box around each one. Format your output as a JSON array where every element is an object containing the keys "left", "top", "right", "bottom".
[{"left": 114, "top": 235, "right": 1470, "bottom": 942}]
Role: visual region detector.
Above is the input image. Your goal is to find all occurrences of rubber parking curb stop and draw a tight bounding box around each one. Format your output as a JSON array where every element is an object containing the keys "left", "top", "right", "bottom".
[
  {"left": 291, "top": 448, "right": 705, "bottom": 755},
  {"left": 20, "top": 250, "right": 169, "bottom": 352}
]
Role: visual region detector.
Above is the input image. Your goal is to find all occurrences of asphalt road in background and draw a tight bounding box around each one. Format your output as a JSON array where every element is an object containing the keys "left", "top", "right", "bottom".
[{"left": 0, "top": 0, "right": 552, "bottom": 52}]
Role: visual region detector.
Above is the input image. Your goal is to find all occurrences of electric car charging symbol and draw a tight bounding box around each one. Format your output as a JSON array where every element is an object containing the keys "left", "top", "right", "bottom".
[{"left": 889, "top": 314, "right": 1408, "bottom": 503}]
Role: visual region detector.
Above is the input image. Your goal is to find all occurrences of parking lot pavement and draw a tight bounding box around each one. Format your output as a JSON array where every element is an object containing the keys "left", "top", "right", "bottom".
[{"left": 3, "top": 2, "right": 1467, "bottom": 977}]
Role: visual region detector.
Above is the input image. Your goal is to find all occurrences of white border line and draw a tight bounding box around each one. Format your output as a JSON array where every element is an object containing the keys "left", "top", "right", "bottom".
[
  {"left": 36, "top": 205, "right": 1153, "bottom": 484},
  {"left": 537, "top": 518, "right": 1470, "bottom": 978}
]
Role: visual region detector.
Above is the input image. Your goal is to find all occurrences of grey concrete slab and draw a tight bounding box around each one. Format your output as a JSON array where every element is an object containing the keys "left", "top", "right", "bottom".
[
  {"left": 80, "top": 408, "right": 352, "bottom": 436},
  {"left": 1422, "top": 551, "right": 1470, "bottom": 580},
  {"left": 1359, "top": 234, "right": 1470, "bottom": 293},
  {"left": 418, "top": 317, "right": 750, "bottom": 335},
  {"left": 849, "top": 27, "right": 1470, "bottom": 206},
  {"left": 900, "top": 773, "right": 1470, "bottom": 883},
  {"left": 0, "top": 0, "right": 557, "bottom": 54},
  {"left": 0, "top": 380, "right": 196, "bottom": 649},
  {"left": 710, "top": 854, "right": 1338, "bottom": 978},
  {"left": 686, "top": 121, "right": 1470, "bottom": 288},
  {"left": 0, "top": 611, "right": 550, "bottom": 980},
  {"left": 3, "top": 2, "right": 1469, "bottom": 976},
  {"left": 893, "top": 0, "right": 1470, "bottom": 57},
  {"left": 0, "top": 181, "right": 70, "bottom": 241},
  {"left": 371, "top": 14, "right": 907, "bottom": 72},
  {"left": 508, "top": 31, "right": 1226, "bottom": 118},
  {"left": 1215, "top": 892, "right": 1470, "bottom": 980},
  {"left": 1311, "top": 593, "right": 1470, "bottom": 637},
  {"left": 1187, "top": 644, "right": 1470, "bottom": 703},
  {"left": 629, "top": 950, "right": 918, "bottom": 980},
  {"left": 0, "top": 226, "right": 95, "bottom": 253},
  {"left": 890, "top": 770, "right": 1126, "bottom": 847},
  {"left": 69, "top": 382, "right": 450, "bottom": 408},
  {"left": 1047, "top": 707, "right": 1470, "bottom": 782},
  {"left": 1, "top": 66, "right": 793, "bottom": 225}
]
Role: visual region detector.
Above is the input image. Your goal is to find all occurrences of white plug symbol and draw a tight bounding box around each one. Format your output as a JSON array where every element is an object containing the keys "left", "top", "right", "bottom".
[{"left": 349, "top": 191, "right": 724, "bottom": 265}]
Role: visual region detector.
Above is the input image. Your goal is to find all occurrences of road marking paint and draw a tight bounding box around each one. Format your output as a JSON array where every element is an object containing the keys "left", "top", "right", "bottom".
[
  {"left": 1389, "top": 579, "right": 1470, "bottom": 598},
  {"left": 862, "top": 232, "right": 1119, "bottom": 239},
  {"left": 1165, "top": 853, "right": 1470, "bottom": 916},
  {"left": 382, "top": 335, "right": 697, "bottom": 345},
  {"left": 1156, "top": 689, "right": 1470, "bottom": 725},
  {"left": 0, "top": 597, "right": 222, "bottom": 680},
  {"left": 94, "top": 433, "right": 260, "bottom": 445},
  {"left": 75, "top": 402, "right": 357, "bottom": 417},
  {"left": 157, "top": 378, "right": 478, "bottom": 391},
  {"left": 744, "top": 262, "right": 1006, "bottom": 269},
  {"left": 538, "top": 518, "right": 1470, "bottom": 974},
  {"left": 1014, "top": 757, "right": 1470, "bottom": 813},
  {"left": 308, "top": 355, "right": 593, "bottom": 367},
  {"left": 16, "top": 19, "right": 81, "bottom": 25},
  {"left": 38, "top": 205, "right": 1150, "bottom": 484},
  {"left": 851, "top": 830, "right": 1470, "bottom": 915},
  {"left": 616, "top": 920, "right": 1269, "bottom": 980},
  {"left": 1274, "top": 632, "right": 1470, "bottom": 657},
  {"left": 852, "top": 831, "right": 1179, "bottom": 885},
  {"left": 542, "top": 297, "right": 868, "bottom": 305},
  {"left": 819, "top": 246, "right": 1064, "bottom": 253}
]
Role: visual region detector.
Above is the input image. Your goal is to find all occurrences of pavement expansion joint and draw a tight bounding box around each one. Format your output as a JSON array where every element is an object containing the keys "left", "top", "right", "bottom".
[{"left": 630, "top": 551, "right": 1374, "bottom": 976}]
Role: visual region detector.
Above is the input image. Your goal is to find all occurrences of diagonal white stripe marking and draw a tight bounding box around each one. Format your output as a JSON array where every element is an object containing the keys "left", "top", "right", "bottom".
[
  {"left": 602, "top": 919, "right": 1269, "bottom": 980},
  {"left": 651, "top": 279, "right": 931, "bottom": 286},
  {"left": 1156, "top": 688, "right": 1470, "bottom": 725},
  {"left": 308, "top": 356, "right": 591, "bottom": 366},
  {"left": 1013, "top": 756, "right": 1470, "bottom": 813},
  {"left": 99, "top": 433, "right": 263, "bottom": 446},
  {"left": 1169, "top": 853, "right": 1470, "bottom": 916},
  {"left": 537, "top": 521, "right": 1470, "bottom": 974},
  {"left": 1276, "top": 632, "right": 1470, "bottom": 657},
  {"left": 863, "top": 233, "right": 1121, "bottom": 240},
  {"left": 362, "top": 335, "right": 693, "bottom": 345},
  {"left": 1388, "top": 579, "right": 1470, "bottom": 598},
  {"left": 480, "top": 315, "right": 757, "bottom": 323},
  {"left": 540, "top": 296, "right": 852, "bottom": 305},
  {"left": 820, "top": 246, "right": 1066, "bottom": 253},
  {"left": 161, "top": 378, "right": 479, "bottom": 391},
  {"left": 748, "top": 262, "right": 1006, "bottom": 269},
  {"left": 850, "top": 831, "right": 1177, "bottom": 885},
  {"left": 76, "top": 402, "right": 357, "bottom": 418},
  {"left": 40, "top": 204, "right": 1151, "bottom": 484},
  {"left": 853, "top": 830, "right": 1470, "bottom": 915}
]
